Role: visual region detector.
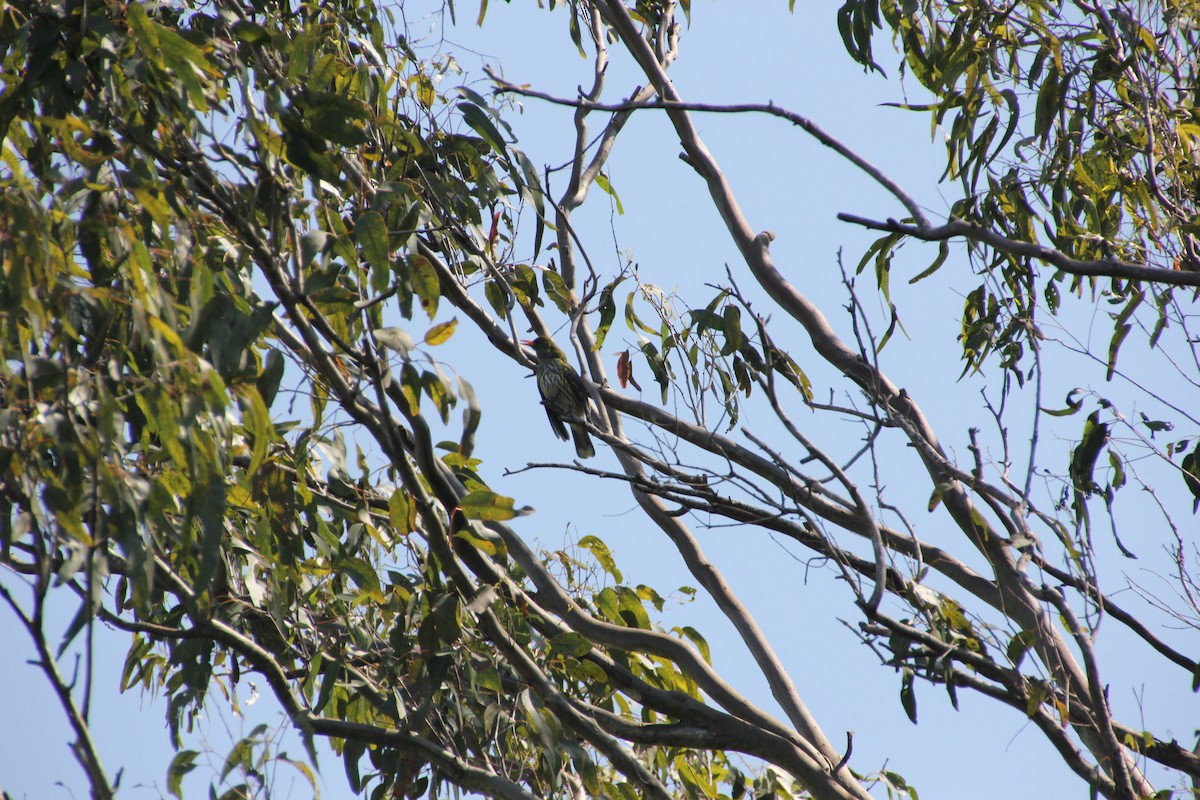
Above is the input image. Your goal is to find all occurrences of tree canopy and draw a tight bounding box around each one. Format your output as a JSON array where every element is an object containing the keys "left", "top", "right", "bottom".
[{"left": 2, "top": 1, "right": 1199, "bottom": 799}]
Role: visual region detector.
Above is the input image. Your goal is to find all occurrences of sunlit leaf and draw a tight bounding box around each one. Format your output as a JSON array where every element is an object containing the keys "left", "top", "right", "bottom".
[
  {"left": 459, "top": 490, "right": 528, "bottom": 521},
  {"left": 900, "top": 669, "right": 918, "bottom": 724},
  {"left": 424, "top": 318, "right": 458, "bottom": 345},
  {"left": 1070, "top": 411, "right": 1109, "bottom": 495}
]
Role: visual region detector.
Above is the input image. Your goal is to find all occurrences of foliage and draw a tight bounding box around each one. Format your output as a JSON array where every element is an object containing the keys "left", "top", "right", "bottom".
[
  {"left": 840, "top": 0, "right": 1200, "bottom": 378},
  {"left": 1, "top": 2, "right": 1198, "bottom": 800}
]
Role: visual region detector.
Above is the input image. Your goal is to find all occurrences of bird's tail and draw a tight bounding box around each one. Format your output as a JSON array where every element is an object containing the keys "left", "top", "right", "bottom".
[{"left": 570, "top": 423, "right": 596, "bottom": 459}]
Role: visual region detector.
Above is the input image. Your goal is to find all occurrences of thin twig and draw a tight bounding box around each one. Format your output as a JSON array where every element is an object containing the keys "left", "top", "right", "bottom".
[{"left": 491, "top": 77, "right": 929, "bottom": 228}]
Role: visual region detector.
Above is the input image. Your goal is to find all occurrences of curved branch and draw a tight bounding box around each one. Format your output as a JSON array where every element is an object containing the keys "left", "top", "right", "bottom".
[
  {"left": 385, "top": 374, "right": 851, "bottom": 791},
  {"left": 490, "top": 79, "right": 927, "bottom": 228},
  {"left": 590, "top": 3, "right": 1151, "bottom": 793},
  {"left": 153, "top": 561, "right": 541, "bottom": 800},
  {"left": 0, "top": 582, "right": 114, "bottom": 800},
  {"left": 838, "top": 213, "right": 1200, "bottom": 289},
  {"left": 497, "top": 55, "right": 1200, "bottom": 291},
  {"left": 597, "top": 387, "right": 1004, "bottom": 605}
]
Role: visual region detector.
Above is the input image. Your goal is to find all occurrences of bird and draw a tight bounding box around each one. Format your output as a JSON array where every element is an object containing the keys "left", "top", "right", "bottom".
[{"left": 523, "top": 336, "right": 596, "bottom": 459}]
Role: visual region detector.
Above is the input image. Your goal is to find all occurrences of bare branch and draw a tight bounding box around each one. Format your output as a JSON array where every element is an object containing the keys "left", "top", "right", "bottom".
[
  {"left": 0, "top": 583, "right": 114, "bottom": 800},
  {"left": 838, "top": 213, "right": 1200, "bottom": 289},
  {"left": 490, "top": 78, "right": 928, "bottom": 228}
]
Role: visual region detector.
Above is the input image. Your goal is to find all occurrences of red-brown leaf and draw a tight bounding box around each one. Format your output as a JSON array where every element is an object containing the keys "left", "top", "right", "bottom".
[{"left": 617, "top": 350, "right": 642, "bottom": 390}]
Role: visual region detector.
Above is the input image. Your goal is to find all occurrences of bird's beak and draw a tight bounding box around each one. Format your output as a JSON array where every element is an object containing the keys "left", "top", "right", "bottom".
[{"left": 520, "top": 339, "right": 534, "bottom": 346}]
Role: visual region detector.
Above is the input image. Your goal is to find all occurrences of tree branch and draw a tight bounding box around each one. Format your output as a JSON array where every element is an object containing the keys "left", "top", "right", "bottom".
[
  {"left": 0, "top": 582, "right": 114, "bottom": 800},
  {"left": 837, "top": 213, "right": 1200, "bottom": 288},
  {"left": 490, "top": 77, "right": 928, "bottom": 228}
]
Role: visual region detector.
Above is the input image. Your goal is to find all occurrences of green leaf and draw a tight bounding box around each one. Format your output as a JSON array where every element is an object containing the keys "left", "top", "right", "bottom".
[
  {"left": 595, "top": 172, "right": 624, "bottom": 214},
  {"left": 276, "top": 757, "right": 318, "bottom": 794},
  {"left": 1044, "top": 280, "right": 1061, "bottom": 313},
  {"left": 388, "top": 490, "right": 417, "bottom": 534},
  {"left": 343, "top": 738, "right": 366, "bottom": 793},
  {"left": 769, "top": 348, "right": 813, "bottom": 403},
  {"left": 1070, "top": 411, "right": 1109, "bottom": 494},
  {"left": 945, "top": 667, "right": 959, "bottom": 710},
  {"left": 688, "top": 308, "right": 725, "bottom": 331},
  {"left": 900, "top": 668, "right": 918, "bottom": 724},
  {"left": 568, "top": 658, "right": 608, "bottom": 683},
  {"left": 476, "top": 667, "right": 504, "bottom": 693},
  {"left": 567, "top": 3, "right": 585, "bottom": 56},
  {"left": 837, "top": 0, "right": 885, "bottom": 74},
  {"left": 313, "top": 654, "right": 341, "bottom": 714},
  {"left": 236, "top": 384, "right": 273, "bottom": 476},
  {"left": 167, "top": 750, "right": 199, "bottom": 799},
  {"left": 909, "top": 241, "right": 949, "bottom": 284},
  {"left": 1034, "top": 65, "right": 1061, "bottom": 140},
  {"left": 509, "top": 264, "right": 542, "bottom": 309},
  {"left": 221, "top": 734, "right": 256, "bottom": 780},
  {"left": 1107, "top": 290, "right": 1142, "bottom": 381},
  {"left": 511, "top": 146, "right": 547, "bottom": 257},
  {"left": 1007, "top": 630, "right": 1036, "bottom": 668},
  {"left": 625, "top": 291, "right": 659, "bottom": 336},
  {"left": 549, "top": 632, "right": 593, "bottom": 658},
  {"left": 458, "top": 375, "right": 482, "bottom": 458},
  {"left": 1040, "top": 389, "right": 1085, "bottom": 417},
  {"left": 485, "top": 279, "right": 511, "bottom": 320},
  {"left": 457, "top": 102, "right": 508, "bottom": 155},
  {"left": 421, "top": 368, "right": 456, "bottom": 422},
  {"left": 303, "top": 92, "right": 370, "bottom": 147},
  {"left": 677, "top": 625, "right": 711, "bottom": 664},
  {"left": 192, "top": 470, "right": 227, "bottom": 593},
  {"left": 541, "top": 269, "right": 573, "bottom": 314},
  {"left": 721, "top": 304, "right": 744, "bottom": 355},
  {"left": 459, "top": 490, "right": 525, "bottom": 521},
  {"left": 636, "top": 583, "right": 666, "bottom": 612},
  {"left": 856, "top": 233, "right": 903, "bottom": 306},
  {"left": 120, "top": 636, "right": 155, "bottom": 692},
  {"left": 230, "top": 20, "right": 270, "bottom": 45},
  {"left": 594, "top": 279, "right": 620, "bottom": 348},
  {"left": 257, "top": 348, "right": 286, "bottom": 409},
  {"left": 356, "top": 211, "right": 391, "bottom": 291},
  {"left": 408, "top": 254, "right": 441, "bottom": 318},
  {"left": 579, "top": 535, "right": 622, "bottom": 582},
  {"left": 415, "top": 74, "right": 436, "bottom": 109},
  {"left": 882, "top": 770, "right": 915, "bottom": 797},
  {"left": 638, "top": 341, "right": 671, "bottom": 404},
  {"left": 455, "top": 527, "right": 502, "bottom": 556},
  {"left": 424, "top": 319, "right": 457, "bottom": 346},
  {"left": 342, "top": 555, "right": 384, "bottom": 596},
  {"left": 1107, "top": 450, "right": 1126, "bottom": 492},
  {"left": 57, "top": 597, "right": 95, "bottom": 658},
  {"left": 127, "top": 3, "right": 216, "bottom": 111},
  {"left": 599, "top": 586, "right": 651, "bottom": 630}
]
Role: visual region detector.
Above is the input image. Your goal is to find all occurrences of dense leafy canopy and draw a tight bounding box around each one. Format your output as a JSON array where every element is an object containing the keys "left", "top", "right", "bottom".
[{"left": 2, "top": 1, "right": 1198, "bottom": 800}]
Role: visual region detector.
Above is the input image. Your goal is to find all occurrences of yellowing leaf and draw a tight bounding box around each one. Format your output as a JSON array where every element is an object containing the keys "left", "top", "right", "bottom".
[
  {"left": 355, "top": 210, "right": 390, "bottom": 279},
  {"left": 459, "top": 490, "right": 527, "bottom": 521},
  {"left": 424, "top": 318, "right": 457, "bottom": 345}
]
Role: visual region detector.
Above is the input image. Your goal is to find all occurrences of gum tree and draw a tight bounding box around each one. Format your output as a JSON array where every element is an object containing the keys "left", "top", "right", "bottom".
[{"left": 1, "top": 1, "right": 1198, "bottom": 799}]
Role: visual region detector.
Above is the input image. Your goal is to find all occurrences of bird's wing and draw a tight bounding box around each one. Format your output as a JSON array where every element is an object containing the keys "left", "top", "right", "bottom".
[
  {"left": 543, "top": 405, "right": 570, "bottom": 441},
  {"left": 567, "top": 371, "right": 591, "bottom": 414}
]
